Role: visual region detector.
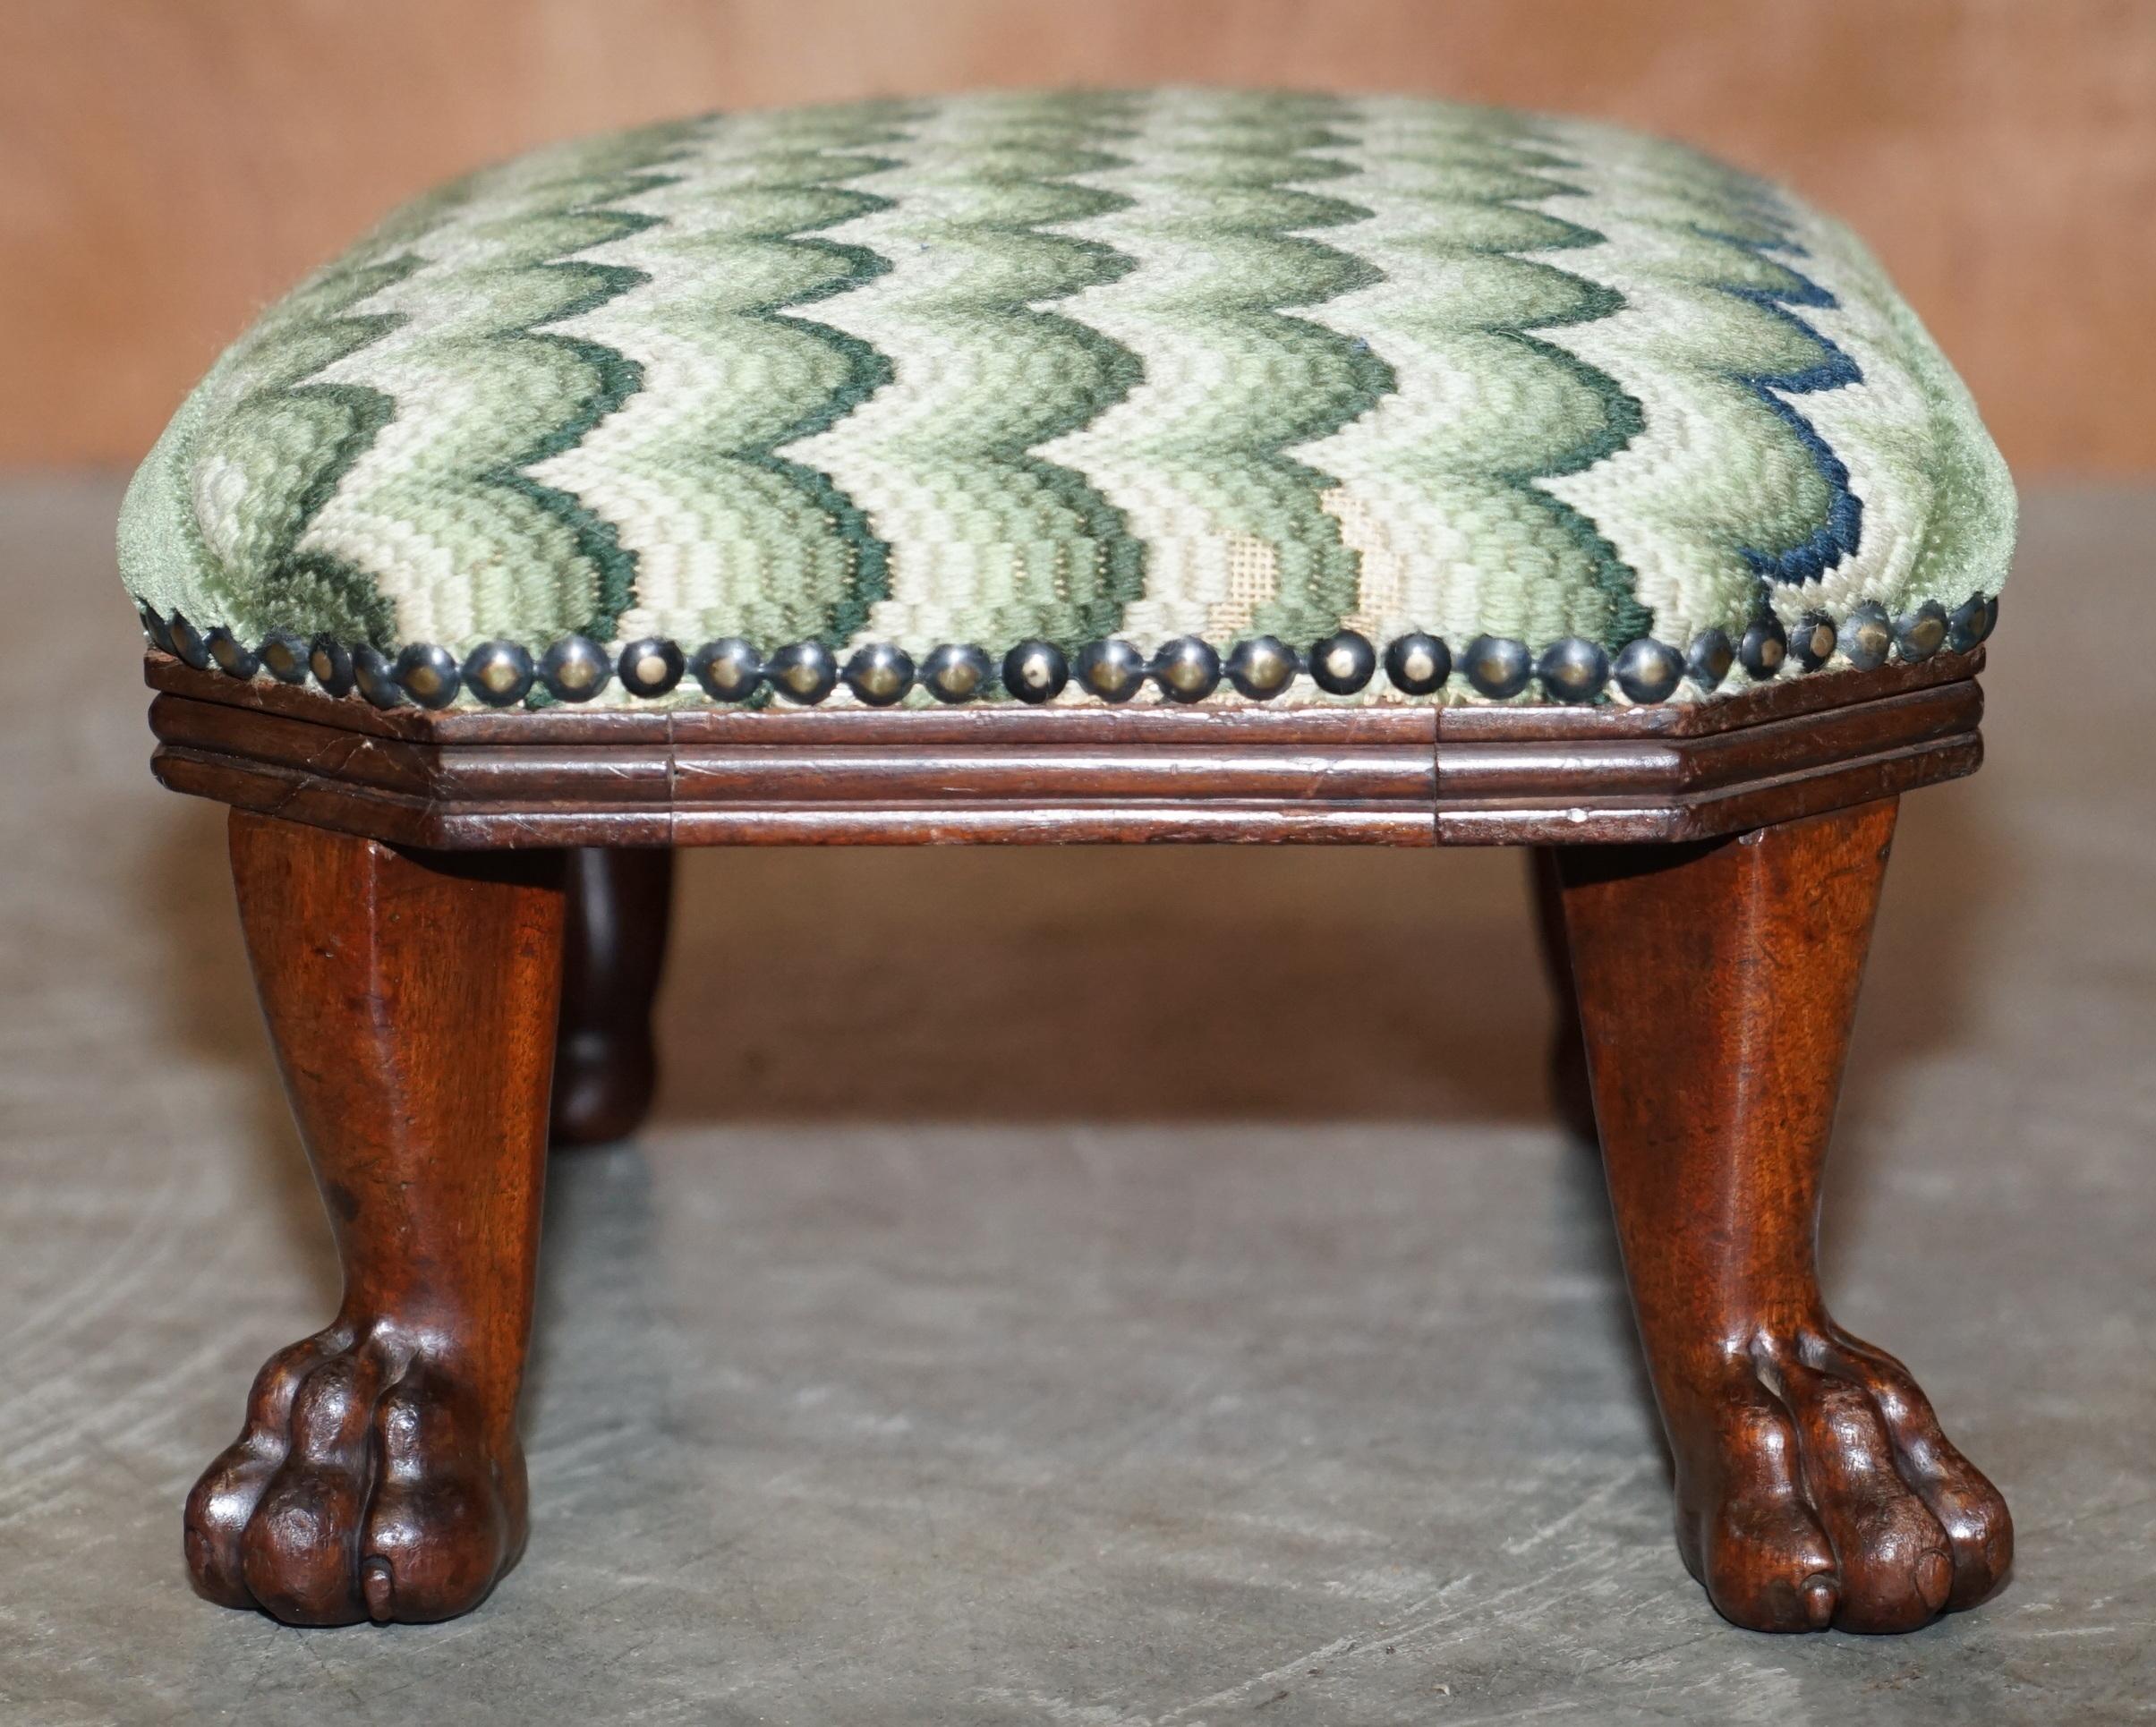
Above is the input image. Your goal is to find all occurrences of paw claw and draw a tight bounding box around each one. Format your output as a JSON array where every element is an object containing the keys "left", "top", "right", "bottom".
[
  {"left": 362, "top": 1556, "right": 395, "bottom": 1624},
  {"left": 1916, "top": 1549, "right": 1952, "bottom": 1613},
  {"left": 1802, "top": 1573, "right": 1837, "bottom": 1629}
]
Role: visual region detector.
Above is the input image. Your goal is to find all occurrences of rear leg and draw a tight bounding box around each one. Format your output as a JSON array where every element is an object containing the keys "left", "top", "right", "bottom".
[
  {"left": 1530, "top": 847, "right": 1597, "bottom": 1145},
  {"left": 552, "top": 847, "right": 674, "bottom": 1146}
]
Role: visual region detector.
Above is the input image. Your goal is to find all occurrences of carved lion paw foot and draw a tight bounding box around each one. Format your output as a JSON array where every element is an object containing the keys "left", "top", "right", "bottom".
[
  {"left": 1676, "top": 1325, "right": 2012, "bottom": 1634},
  {"left": 185, "top": 1322, "right": 526, "bottom": 1625}
]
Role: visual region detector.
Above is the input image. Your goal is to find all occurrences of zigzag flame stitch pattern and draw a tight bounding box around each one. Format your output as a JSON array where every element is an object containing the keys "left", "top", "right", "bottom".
[{"left": 120, "top": 89, "right": 2014, "bottom": 710}]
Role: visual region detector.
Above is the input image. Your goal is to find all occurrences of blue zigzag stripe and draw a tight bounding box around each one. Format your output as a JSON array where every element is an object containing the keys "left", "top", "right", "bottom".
[{"left": 1697, "top": 223, "right": 1865, "bottom": 589}]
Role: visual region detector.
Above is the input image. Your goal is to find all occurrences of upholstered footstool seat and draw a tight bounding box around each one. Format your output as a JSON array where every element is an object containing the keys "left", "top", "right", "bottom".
[{"left": 124, "top": 89, "right": 2014, "bottom": 1633}]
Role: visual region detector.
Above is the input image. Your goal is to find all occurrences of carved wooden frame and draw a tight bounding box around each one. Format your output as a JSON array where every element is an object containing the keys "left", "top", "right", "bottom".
[
  {"left": 146, "top": 646, "right": 1982, "bottom": 849},
  {"left": 150, "top": 644, "right": 2012, "bottom": 1636}
]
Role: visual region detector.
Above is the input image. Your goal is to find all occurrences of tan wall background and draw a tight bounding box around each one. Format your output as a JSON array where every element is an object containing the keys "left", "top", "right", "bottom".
[{"left": 4, "top": 0, "right": 2150, "bottom": 474}]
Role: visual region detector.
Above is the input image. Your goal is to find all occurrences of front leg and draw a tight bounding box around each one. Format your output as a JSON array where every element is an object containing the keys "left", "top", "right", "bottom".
[
  {"left": 1556, "top": 800, "right": 2011, "bottom": 1633},
  {"left": 186, "top": 812, "right": 565, "bottom": 1625}
]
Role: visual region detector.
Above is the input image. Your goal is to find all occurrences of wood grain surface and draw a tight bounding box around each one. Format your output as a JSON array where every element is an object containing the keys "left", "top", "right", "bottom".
[{"left": 2, "top": 0, "right": 2147, "bottom": 473}]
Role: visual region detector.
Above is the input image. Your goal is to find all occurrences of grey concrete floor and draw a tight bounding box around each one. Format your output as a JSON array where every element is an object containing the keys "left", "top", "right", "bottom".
[{"left": 1, "top": 474, "right": 2152, "bottom": 1725}]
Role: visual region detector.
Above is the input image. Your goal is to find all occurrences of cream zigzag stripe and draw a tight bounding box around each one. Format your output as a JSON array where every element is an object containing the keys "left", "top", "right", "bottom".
[{"left": 1035, "top": 89, "right": 1250, "bottom": 647}]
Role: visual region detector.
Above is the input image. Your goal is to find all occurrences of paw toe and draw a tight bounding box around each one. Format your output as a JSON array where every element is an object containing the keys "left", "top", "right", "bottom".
[
  {"left": 183, "top": 1331, "right": 348, "bottom": 1606},
  {"left": 1702, "top": 1497, "right": 1843, "bottom": 1632},
  {"left": 238, "top": 1345, "right": 394, "bottom": 1624},
  {"left": 1692, "top": 1391, "right": 1843, "bottom": 1633},
  {"left": 1819, "top": 1334, "right": 2014, "bottom": 1610},
  {"left": 358, "top": 1373, "right": 516, "bottom": 1623},
  {"left": 183, "top": 1467, "right": 260, "bottom": 1608},
  {"left": 1782, "top": 1363, "right": 1956, "bottom": 1633},
  {"left": 1936, "top": 1476, "right": 2013, "bottom": 1610}
]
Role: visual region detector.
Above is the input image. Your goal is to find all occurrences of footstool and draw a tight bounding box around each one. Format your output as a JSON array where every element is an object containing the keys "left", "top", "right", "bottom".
[{"left": 122, "top": 89, "right": 2015, "bottom": 1633}]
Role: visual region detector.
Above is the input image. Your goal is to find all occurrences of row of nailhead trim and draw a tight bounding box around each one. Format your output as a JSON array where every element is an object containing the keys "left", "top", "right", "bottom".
[{"left": 138, "top": 595, "right": 1997, "bottom": 711}]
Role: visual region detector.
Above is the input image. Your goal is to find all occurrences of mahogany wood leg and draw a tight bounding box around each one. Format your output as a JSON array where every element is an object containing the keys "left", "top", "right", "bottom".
[
  {"left": 550, "top": 847, "right": 674, "bottom": 1147},
  {"left": 185, "top": 811, "right": 566, "bottom": 1626},
  {"left": 1556, "top": 799, "right": 2010, "bottom": 1633},
  {"left": 1529, "top": 847, "right": 1598, "bottom": 1144}
]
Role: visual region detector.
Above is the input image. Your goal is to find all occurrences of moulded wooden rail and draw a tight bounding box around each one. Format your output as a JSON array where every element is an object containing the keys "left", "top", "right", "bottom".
[{"left": 144, "top": 648, "right": 1982, "bottom": 848}]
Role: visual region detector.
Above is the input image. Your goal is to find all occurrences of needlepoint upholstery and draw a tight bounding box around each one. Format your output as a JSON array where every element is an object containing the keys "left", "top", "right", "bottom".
[{"left": 119, "top": 89, "right": 2014, "bottom": 710}]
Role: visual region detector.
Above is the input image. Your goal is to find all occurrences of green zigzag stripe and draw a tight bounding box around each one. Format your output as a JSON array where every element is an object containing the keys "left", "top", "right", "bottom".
[
  {"left": 493, "top": 157, "right": 695, "bottom": 645},
  {"left": 498, "top": 250, "right": 658, "bottom": 645},
  {"left": 1541, "top": 132, "right": 1881, "bottom": 631},
  {"left": 970, "top": 90, "right": 1155, "bottom": 642},
  {"left": 1222, "top": 95, "right": 1398, "bottom": 645},
  {"left": 1291, "top": 103, "right": 1650, "bottom": 652},
  {"left": 747, "top": 153, "right": 901, "bottom": 648},
  {"left": 1036, "top": 90, "right": 1398, "bottom": 649},
  {"left": 927, "top": 90, "right": 1148, "bottom": 647},
  {"left": 131, "top": 204, "right": 468, "bottom": 642},
  {"left": 782, "top": 91, "right": 1155, "bottom": 650},
  {"left": 1475, "top": 123, "right": 1653, "bottom": 650},
  {"left": 517, "top": 106, "right": 918, "bottom": 658},
  {"left": 303, "top": 123, "right": 698, "bottom": 650},
  {"left": 202, "top": 258, "right": 425, "bottom": 646}
]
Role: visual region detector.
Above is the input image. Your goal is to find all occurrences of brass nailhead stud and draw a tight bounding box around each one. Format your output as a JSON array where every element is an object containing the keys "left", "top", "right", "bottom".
[
  {"left": 207, "top": 626, "right": 260, "bottom": 679},
  {"left": 618, "top": 636, "right": 685, "bottom": 698},
  {"left": 1384, "top": 632, "right": 1451, "bottom": 695},
  {"left": 463, "top": 640, "right": 535, "bottom": 706},
  {"left": 843, "top": 642, "right": 916, "bottom": 706},
  {"left": 1740, "top": 616, "right": 1787, "bottom": 680},
  {"left": 1792, "top": 613, "right": 1838, "bottom": 672},
  {"left": 691, "top": 638, "right": 763, "bottom": 702},
  {"left": 1000, "top": 640, "right": 1068, "bottom": 704},
  {"left": 309, "top": 636, "right": 354, "bottom": 698},
  {"left": 1896, "top": 600, "right": 1948, "bottom": 661},
  {"left": 1687, "top": 628, "right": 1734, "bottom": 690},
  {"left": 1613, "top": 637, "right": 1683, "bottom": 704},
  {"left": 394, "top": 642, "right": 462, "bottom": 709},
  {"left": 923, "top": 643, "right": 992, "bottom": 703},
  {"left": 1224, "top": 635, "right": 1296, "bottom": 699},
  {"left": 1153, "top": 636, "right": 1223, "bottom": 702},
  {"left": 1308, "top": 630, "right": 1376, "bottom": 694},
  {"left": 1462, "top": 634, "right": 1530, "bottom": 700},
  {"left": 767, "top": 641, "right": 839, "bottom": 704},
  {"left": 1841, "top": 604, "right": 1893, "bottom": 672},
  {"left": 1076, "top": 639, "right": 1147, "bottom": 702},
  {"left": 260, "top": 630, "right": 310, "bottom": 684},
  {"left": 541, "top": 635, "right": 612, "bottom": 702},
  {"left": 1535, "top": 637, "right": 1608, "bottom": 704}
]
